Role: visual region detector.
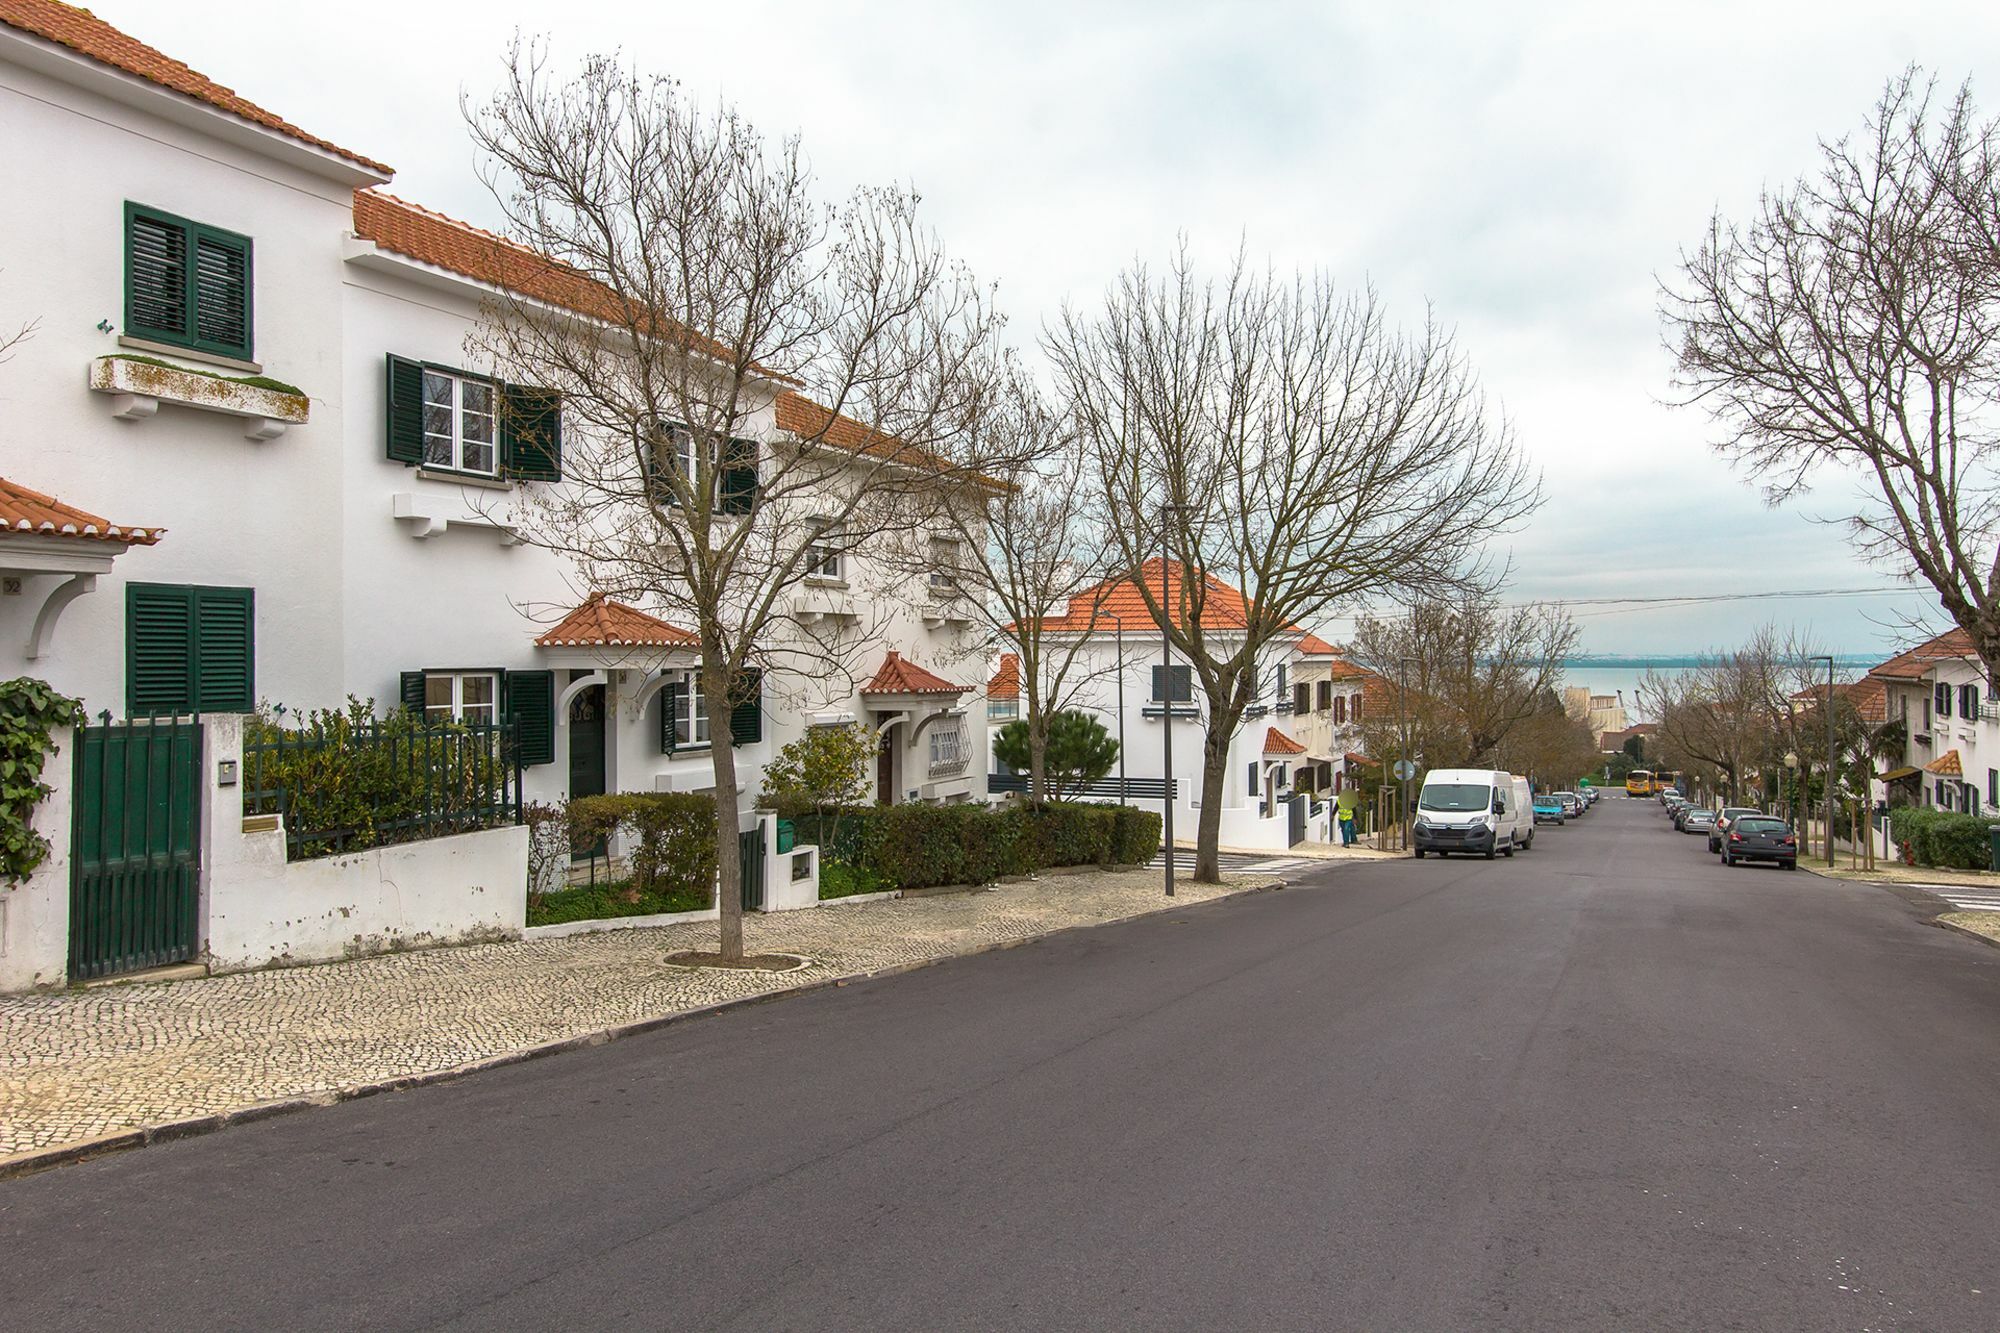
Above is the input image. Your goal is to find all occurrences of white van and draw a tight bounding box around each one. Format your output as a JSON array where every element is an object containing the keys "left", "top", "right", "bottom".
[
  {"left": 1508, "top": 774, "right": 1535, "bottom": 852},
  {"left": 1413, "top": 768, "right": 1522, "bottom": 859}
]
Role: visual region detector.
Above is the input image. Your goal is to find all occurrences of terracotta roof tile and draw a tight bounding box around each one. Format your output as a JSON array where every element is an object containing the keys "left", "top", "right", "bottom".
[
  {"left": 773, "top": 391, "right": 960, "bottom": 474},
  {"left": 1789, "top": 678, "right": 1890, "bottom": 725},
  {"left": 1296, "top": 632, "right": 1340, "bottom": 656},
  {"left": 535, "top": 594, "right": 696, "bottom": 648},
  {"left": 1263, "top": 727, "right": 1307, "bottom": 756},
  {"left": 0, "top": 1, "right": 389, "bottom": 174},
  {"left": 987, "top": 652, "right": 1019, "bottom": 701},
  {"left": 0, "top": 477, "right": 161, "bottom": 544},
  {"left": 1021, "top": 560, "right": 1276, "bottom": 634},
  {"left": 1925, "top": 748, "right": 1963, "bottom": 777},
  {"left": 1870, "top": 628, "right": 1976, "bottom": 681},
  {"left": 1344, "top": 751, "right": 1376, "bottom": 767},
  {"left": 862, "top": 650, "right": 965, "bottom": 695}
]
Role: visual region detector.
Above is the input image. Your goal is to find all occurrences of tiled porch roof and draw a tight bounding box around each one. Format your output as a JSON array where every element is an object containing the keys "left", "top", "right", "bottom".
[
  {"left": 1924, "top": 749, "right": 1963, "bottom": 778},
  {"left": 0, "top": 478, "right": 162, "bottom": 544},
  {"left": 862, "top": 651, "right": 964, "bottom": 695},
  {"left": 1263, "top": 727, "right": 1307, "bottom": 756},
  {"left": 534, "top": 594, "right": 696, "bottom": 648}
]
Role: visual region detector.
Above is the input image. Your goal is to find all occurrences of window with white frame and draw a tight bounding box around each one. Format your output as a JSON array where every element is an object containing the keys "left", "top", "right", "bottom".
[
  {"left": 422, "top": 370, "right": 497, "bottom": 475},
  {"left": 929, "top": 721, "right": 965, "bottom": 770},
  {"left": 424, "top": 671, "right": 499, "bottom": 725},
  {"left": 807, "top": 518, "right": 844, "bottom": 580},
  {"left": 929, "top": 537, "right": 961, "bottom": 592},
  {"left": 988, "top": 697, "right": 1018, "bottom": 721},
  {"left": 673, "top": 670, "right": 710, "bottom": 748}
]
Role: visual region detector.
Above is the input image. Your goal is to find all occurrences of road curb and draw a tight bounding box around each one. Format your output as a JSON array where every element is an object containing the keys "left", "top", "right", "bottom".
[
  {"left": 1931, "top": 916, "right": 2000, "bottom": 953},
  {"left": 0, "top": 873, "right": 1291, "bottom": 1183}
]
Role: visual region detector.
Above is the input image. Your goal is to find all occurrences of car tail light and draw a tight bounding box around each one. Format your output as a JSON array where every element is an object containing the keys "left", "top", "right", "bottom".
[
  {"left": 1730, "top": 833, "right": 1743, "bottom": 842},
  {"left": 1782, "top": 836, "right": 1796, "bottom": 845}
]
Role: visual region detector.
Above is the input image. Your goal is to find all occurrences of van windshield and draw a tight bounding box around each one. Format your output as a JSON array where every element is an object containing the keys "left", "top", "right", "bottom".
[{"left": 1419, "top": 783, "right": 1490, "bottom": 812}]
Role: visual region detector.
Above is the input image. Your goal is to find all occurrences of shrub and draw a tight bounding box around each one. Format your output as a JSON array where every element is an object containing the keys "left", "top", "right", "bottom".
[
  {"left": 564, "top": 792, "right": 717, "bottom": 902},
  {"left": 819, "top": 861, "right": 892, "bottom": 900},
  {"left": 1889, "top": 806, "right": 1999, "bottom": 869},
  {"left": 527, "top": 878, "right": 711, "bottom": 926},
  {"left": 798, "top": 800, "right": 1158, "bottom": 891},
  {"left": 0, "top": 677, "right": 86, "bottom": 885},
  {"left": 991, "top": 711, "right": 1119, "bottom": 800}
]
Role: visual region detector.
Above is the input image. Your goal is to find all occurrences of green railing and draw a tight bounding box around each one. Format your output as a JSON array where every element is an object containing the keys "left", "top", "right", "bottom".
[{"left": 243, "top": 715, "right": 523, "bottom": 860}]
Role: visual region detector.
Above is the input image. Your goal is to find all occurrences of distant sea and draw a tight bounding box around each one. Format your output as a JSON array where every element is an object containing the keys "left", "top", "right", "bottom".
[{"left": 1561, "top": 655, "right": 1879, "bottom": 723}]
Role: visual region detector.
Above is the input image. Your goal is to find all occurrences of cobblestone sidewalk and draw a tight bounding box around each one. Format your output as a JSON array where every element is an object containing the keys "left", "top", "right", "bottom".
[{"left": 0, "top": 869, "right": 1274, "bottom": 1163}]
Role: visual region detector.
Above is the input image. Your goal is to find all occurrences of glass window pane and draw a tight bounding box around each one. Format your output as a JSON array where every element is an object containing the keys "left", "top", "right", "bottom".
[
  {"left": 461, "top": 675, "right": 495, "bottom": 707},
  {"left": 423, "top": 403, "right": 454, "bottom": 437},
  {"left": 462, "top": 441, "right": 494, "bottom": 473},
  {"left": 460, "top": 381, "right": 493, "bottom": 415},
  {"left": 423, "top": 371, "right": 453, "bottom": 405},
  {"left": 461, "top": 411, "right": 493, "bottom": 444},
  {"left": 424, "top": 435, "right": 451, "bottom": 467},
  {"left": 424, "top": 674, "right": 453, "bottom": 719}
]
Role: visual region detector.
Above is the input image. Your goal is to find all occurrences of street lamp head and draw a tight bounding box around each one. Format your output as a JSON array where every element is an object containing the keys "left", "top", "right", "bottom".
[{"left": 1784, "top": 752, "right": 1799, "bottom": 769}]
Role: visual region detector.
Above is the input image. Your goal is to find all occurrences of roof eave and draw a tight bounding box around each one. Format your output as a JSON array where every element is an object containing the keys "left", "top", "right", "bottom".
[{"left": 0, "top": 27, "right": 390, "bottom": 185}]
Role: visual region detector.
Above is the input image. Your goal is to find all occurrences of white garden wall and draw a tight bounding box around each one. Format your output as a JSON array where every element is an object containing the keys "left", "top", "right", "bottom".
[{"left": 0, "top": 725, "right": 74, "bottom": 992}]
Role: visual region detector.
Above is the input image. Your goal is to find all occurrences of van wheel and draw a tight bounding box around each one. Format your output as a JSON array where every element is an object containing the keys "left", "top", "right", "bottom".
[
  {"left": 1485, "top": 848, "right": 1496, "bottom": 860},
  {"left": 1502, "top": 846, "right": 1514, "bottom": 858},
  {"left": 1414, "top": 849, "right": 1425, "bottom": 859}
]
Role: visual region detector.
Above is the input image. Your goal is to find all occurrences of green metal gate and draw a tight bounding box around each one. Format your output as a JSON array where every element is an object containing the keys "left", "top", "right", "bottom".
[
  {"left": 739, "top": 822, "right": 765, "bottom": 911},
  {"left": 69, "top": 717, "right": 203, "bottom": 980}
]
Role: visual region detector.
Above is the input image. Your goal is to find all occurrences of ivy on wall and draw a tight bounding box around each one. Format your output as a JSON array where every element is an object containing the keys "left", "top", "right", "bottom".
[{"left": 0, "top": 677, "right": 85, "bottom": 885}]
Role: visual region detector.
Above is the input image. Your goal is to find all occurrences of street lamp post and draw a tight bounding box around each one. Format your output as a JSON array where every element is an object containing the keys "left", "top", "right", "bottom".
[
  {"left": 1399, "top": 655, "right": 1418, "bottom": 854},
  {"left": 1810, "top": 653, "right": 1836, "bottom": 867},
  {"left": 1784, "top": 751, "right": 1799, "bottom": 830},
  {"left": 1161, "top": 527, "right": 1175, "bottom": 898}
]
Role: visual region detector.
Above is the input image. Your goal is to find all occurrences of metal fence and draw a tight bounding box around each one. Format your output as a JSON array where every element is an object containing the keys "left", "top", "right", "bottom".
[{"left": 243, "top": 716, "right": 522, "bottom": 860}]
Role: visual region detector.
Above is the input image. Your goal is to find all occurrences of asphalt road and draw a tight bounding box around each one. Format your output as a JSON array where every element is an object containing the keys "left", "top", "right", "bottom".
[{"left": 7, "top": 796, "right": 2000, "bottom": 1329}]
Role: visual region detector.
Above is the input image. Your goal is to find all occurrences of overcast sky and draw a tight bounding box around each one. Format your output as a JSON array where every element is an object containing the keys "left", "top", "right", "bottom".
[{"left": 115, "top": 0, "right": 2000, "bottom": 658}]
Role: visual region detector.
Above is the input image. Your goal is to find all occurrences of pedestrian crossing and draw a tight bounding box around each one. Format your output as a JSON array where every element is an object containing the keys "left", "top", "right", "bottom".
[
  {"left": 1911, "top": 885, "right": 2000, "bottom": 914},
  {"left": 1144, "top": 849, "right": 1315, "bottom": 879}
]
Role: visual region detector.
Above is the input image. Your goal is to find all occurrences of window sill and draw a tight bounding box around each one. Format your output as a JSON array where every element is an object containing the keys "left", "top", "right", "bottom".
[
  {"left": 416, "top": 467, "right": 511, "bottom": 491},
  {"left": 666, "top": 745, "right": 712, "bottom": 756},
  {"left": 90, "top": 355, "right": 306, "bottom": 441},
  {"left": 117, "top": 334, "right": 262, "bottom": 375},
  {"left": 802, "top": 575, "right": 849, "bottom": 589}
]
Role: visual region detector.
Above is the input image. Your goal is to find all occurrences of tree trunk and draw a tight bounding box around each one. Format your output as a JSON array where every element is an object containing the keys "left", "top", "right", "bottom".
[
  {"left": 1027, "top": 710, "right": 1049, "bottom": 808},
  {"left": 707, "top": 657, "right": 744, "bottom": 962},
  {"left": 1193, "top": 724, "right": 1231, "bottom": 883}
]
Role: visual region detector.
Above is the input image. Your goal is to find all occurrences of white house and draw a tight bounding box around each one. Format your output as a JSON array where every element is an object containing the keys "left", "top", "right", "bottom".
[
  {"left": 1286, "top": 634, "right": 1379, "bottom": 798},
  {"left": 1866, "top": 628, "right": 1995, "bottom": 814},
  {"left": 1000, "top": 560, "right": 1329, "bottom": 851},
  {"left": 0, "top": 1, "right": 986, "bottom": 815}
]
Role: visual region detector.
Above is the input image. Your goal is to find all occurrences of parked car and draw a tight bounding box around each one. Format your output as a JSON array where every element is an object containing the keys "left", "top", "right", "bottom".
[
  {"left": 1681, "top": 808, "right": 1718, "bottom": 835},
  {"left": 1581, "top": 787, "right": 1600, "bottom": 806},
  {"left": 1672, "top": 802, "right": 1703, "bottom": 831},
  {"left": 1722, "top": 815, "right": 1799, "bottom": 869},
  {"left": 1555, "top": 792, "right": 1583, "bottom": 819},
  {"left": 1708, "top": 807, "right": 1763, "bottom": 854},
  {"left": 1533, "top": 794, "right": 1567, "bottom": 825}
]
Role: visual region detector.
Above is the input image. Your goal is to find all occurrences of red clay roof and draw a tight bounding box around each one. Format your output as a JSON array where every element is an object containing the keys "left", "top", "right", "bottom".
[
  {"left": 1263, "top": 727, "right": 1307, "bottom": 756},
  {"left": 1870, "top": 628, "right": 1976, "bottom": 681},
  {"left": 1344, "top": 751, "right": 1376, "bottom": 767},
  {"left": 1023, "top": 560, "right": 1270, "bottom": 634},
  {"left": 1789, "top": 678, "right": 1890, "bottom": 725},
  {"left": 862, "top": 651, "right": 965, "bottom": 695},
  {"left": 0, "top": 477, "right": 161, "bottom": 544},
  {"left": 1296, "top": 632, "right": 1340, "bottom": 656},
  {"left": 774, "top": 391, "right": 964, "bottom": 475},
  {"left": 534, "top": 594, "right": 696, "bottom": 648},
  {"left": 0, "top": 1, "right": 389, "bottom": 175},
  {"left": 1925, "top": 748, "right": 1963, "bottom": 777},
  {"left": 987, "top": 652, "right": 1019, "bottom": 701}
]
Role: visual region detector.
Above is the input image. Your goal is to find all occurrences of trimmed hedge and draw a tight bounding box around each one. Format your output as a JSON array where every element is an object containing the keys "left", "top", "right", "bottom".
[
  {"left": 563, "top": 792, "right": 717, "bottom": 902},
  {"left": 797, "top": 802, "right": 1162, "bottom": 892},
  {"left": 1888, "top": 805, "right": 2000, "bottom": 870}
]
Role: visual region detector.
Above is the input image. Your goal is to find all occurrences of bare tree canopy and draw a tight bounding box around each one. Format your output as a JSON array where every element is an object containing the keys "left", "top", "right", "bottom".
[
  {"left": 465, "top": 42, "right": 1004, "bottom": 960},
  {"left": 1049, "top": 247, "right": 1539, "bottom": 879},
  {"left": 1663, "top": 69, "right": 2000, "bottom": 683},
  {"left": 1350, "top": 597, "right": 1579, "bottom": 776}
]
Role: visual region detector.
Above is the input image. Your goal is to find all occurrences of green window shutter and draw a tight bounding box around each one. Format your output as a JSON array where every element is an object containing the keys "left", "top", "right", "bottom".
[
  {"left": 507, "top": 670, "right": 556, "bottom": 766},
  {"left": 386, "top": 355, "right": 425, "bottom": 465},
  {"left": 191, "top": 587, "right": 254, "bottom": 713},
  {"left": 719, "top": 438, "right": 758, "bottom": 515},
  {"left": 125, "top": 208, "right": 189, "bottom": 343},
  {"left": 192, "top": 230, "right": 251, "bottom": 358},
  {"left": 500, "top": 384, "right": 563, "bottom": 481},
  {"left": 729, "top": 669, "right": 763, "bottom": 747},
  {"left": 399, "top": 671, "right": 428, "bottom": 714},
  {"left": 127, "top": 583, "right": 195, "bottom": 716},
  {"left": 660, "top": 681, "right": 680, "bottom": 754}
]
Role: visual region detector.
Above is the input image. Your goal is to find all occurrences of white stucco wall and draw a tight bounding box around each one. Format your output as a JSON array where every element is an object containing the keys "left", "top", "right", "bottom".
[{"left": 0, "top": 725, "right": 73, "bottom": 991}]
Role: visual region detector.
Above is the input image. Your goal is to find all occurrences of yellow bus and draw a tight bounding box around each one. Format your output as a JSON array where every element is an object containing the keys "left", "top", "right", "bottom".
[{"left": 1625, "top": 769, "right": 1654, "bottom": 797}]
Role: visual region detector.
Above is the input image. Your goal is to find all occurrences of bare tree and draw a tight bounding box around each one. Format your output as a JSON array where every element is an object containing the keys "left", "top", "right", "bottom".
[
  {"left": 1664, "top": 69, "right": 2000, "bottom": 684},
  {"left": 919, "top": 376, "right": 1123, "bottom": 804},
  {"left": 1349, "top": 598, "right": 1577, "bottom": 772},
  {"left": 1638, "top": 627, "right": 1797, "bottom": 802},
  {"left": 466, "top": 45, "right": 1003, "bottom": 962},
  {"left": 1049, "top": 248, "right": 1539, "bottom": 881}
]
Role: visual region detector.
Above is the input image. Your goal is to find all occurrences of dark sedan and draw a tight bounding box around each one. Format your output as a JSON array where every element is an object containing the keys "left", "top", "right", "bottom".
[{"left": 1722, "top": 815, "right": 1798, "bottom": 869}]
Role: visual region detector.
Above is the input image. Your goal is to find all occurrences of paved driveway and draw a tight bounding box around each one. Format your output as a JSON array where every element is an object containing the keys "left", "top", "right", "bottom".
[{"left": 5, "top": 800, "right": 2000, "bottom": 1329}]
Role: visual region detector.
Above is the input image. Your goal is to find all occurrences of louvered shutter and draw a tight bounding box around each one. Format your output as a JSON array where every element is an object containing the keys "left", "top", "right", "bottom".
[
  {"left": 1152, "top": 666, "right": 1165, "bottom": 702},
  {"left": 127, "top": 583, "right": 195, "bottom": 716},
  {"left": 729, "top": 669, "right": 764, "bottom": 746},
  {"left": 719, "top": 439, "right": 758, "bottom": 514},
  {"left": 386, "top": 356, "right": 426, "bottom": 465},
  {"left": 660, "top": 681, "right": 681, "bottom": 754},
  {"left": 192, "top": 232, "right": 251, "bottom": 357},
  {"left": 506, "top": 670, "right": 556, "bottom": 766},
  {"left": 125, "top": 210, "right": 189, "bottom": 342},
  {"left": 192, "top": 587, "right": 254, "bottom": 713},
  {"left": 500, "top": 385, "right": 563, "bottom": 481},
  {"left": 399, "top": 671, "right": 428, "bottom": 714}
]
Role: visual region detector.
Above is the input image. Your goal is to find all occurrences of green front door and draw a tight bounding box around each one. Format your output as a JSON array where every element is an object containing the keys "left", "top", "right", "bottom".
[
  {"left": 568, "top": 682, "right": 607, "bottom": 862},
  {"left": 69, "top": 718, "right": 202, "bottom": 980}
]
